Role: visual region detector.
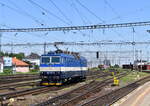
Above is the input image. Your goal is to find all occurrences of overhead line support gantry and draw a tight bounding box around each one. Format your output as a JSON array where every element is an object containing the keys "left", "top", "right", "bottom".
[
  {"left": 0, "top": 21, "right": 150, "bottom": 32},
  {"left": 2, "top": 41, "right": 150, "bottom": 47}
]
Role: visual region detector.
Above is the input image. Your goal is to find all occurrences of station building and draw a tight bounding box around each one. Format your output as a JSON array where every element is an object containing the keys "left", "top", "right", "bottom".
[
  {"left": 0, "top": 57, "right": 3, "bottom": 73},
  {"left": 0, "top": 57, "right": 29, "bottom": 73},
  {"left": 12, "top": 57, "right": 29, "bottom": 73}
]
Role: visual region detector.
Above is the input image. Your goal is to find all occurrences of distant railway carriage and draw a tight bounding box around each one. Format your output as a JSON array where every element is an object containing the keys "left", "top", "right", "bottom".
[
  {"left": 40, "top": 50, "right": 87, "bottom": 86},
  {"left": 138, "top": 65, "right": 150, "bottom": 72},
  {"left": 122, "top": 64, "right": 133, "bottom": 70}
]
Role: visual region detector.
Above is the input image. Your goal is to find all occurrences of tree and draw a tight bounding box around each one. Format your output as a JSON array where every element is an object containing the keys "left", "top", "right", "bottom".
[
  {"left": 0, "top": 52, "right": 25, "bottom": 60},
  {"left": 114, "top": 64, "right": 120, "bottom": 68}
]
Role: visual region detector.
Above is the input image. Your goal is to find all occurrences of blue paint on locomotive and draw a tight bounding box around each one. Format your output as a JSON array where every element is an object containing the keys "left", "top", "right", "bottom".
[{"left": 40, "top": 51, "right": 87, "bottom": 84}]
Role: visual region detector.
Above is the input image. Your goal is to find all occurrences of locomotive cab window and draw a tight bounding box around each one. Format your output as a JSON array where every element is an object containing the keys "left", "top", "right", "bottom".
[
  {"left": 41, "top": 57, "right": 50, "bottom": 64},
  {"left": 51, "top": 57, "right": 60, "bottom": 63}
]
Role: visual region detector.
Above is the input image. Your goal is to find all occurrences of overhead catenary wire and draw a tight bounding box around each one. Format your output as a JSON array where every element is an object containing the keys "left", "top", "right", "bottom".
[
  {"left": 0, "top": 1, "right": 60, "bottom": 42},
  {"left": 46, "top": 0, "right": 76, "bottom": 41},
  {"left": 75, "top": 0, "right": 125, "bottom": 40},
  {"left": 0, "top": 24, "right": 47, "bottom": 41},
  {"left": 27, "top": 0, "right": 76, "bottom": 41},
  {"left": 75, "top": 0, "right": 105, "bottom": 23},
  {"left": 104, "top": 0, "right": 121, "bottom": 20},
  {"left": 103, "top": 0, "right": 125, "bottom": 40},
  {"left": 67, "top": 0, "right": 92, "bottom": 25},
  {"left": 48, "top": 0, "right": 72, "bottom": 25},
  {"left": 8, "top": 0, "right": 48, "bottom": 27},
  {"left": 0, "top": 1, "right": 44, "bottom": 26},
  {"left": 6, "top": 0, "right": 54, "bottom": 41},
  {"left": 0, "top": 24, "right": 29, "bottom": 43},
  {"left": 107, "top": 5, "right": 150, "bottom": 22},
  {"left": 27, "top": 0, "right": 70, "bottom": 25},
  {"left": 0, "top": 2, "right": 53, "bottom": 43},
  {"left": 47, "top": 0, "right": 91, "bottom": 38},
  {"left": 69, "top": 1, "right": 89, "bottom": 25}
]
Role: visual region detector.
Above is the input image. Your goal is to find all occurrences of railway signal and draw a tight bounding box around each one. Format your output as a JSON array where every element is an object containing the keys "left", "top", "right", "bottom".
[{"left": 96, "top": 51, "right": 99, "bottom": 59}]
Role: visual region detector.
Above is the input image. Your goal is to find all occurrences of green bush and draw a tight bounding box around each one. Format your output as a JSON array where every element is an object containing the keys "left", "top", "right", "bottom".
[
  {"left": 29, "top": 69, "right": 39, "bottom": 73},
  {"left": 34, "top": 65, "right": 39, "bottom": 70},
  {"left": 3, "top": 69, "right": 12, "bottom": 75}
]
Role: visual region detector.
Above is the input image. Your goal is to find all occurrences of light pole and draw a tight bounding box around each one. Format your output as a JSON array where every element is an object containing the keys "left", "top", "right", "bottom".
[{"left": 0, "top": 33, "right": 2, "bottom": 53}]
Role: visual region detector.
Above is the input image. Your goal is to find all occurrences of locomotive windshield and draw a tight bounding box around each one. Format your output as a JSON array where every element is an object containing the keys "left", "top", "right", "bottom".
[
  {"left": 41, "top": 57, "right": 50, "bottom": 64},
  {"left": 51, "top": 57, "right": 60, "bottom": 63}
]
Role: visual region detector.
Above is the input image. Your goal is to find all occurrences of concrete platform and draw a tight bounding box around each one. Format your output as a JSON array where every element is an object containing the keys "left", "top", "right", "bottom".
[{"left": 113, "top": 81, "right": 150, "bottom": 106}]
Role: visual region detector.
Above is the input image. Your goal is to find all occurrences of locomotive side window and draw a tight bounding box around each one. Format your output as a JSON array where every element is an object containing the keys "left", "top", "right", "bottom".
[
  {"left": 51, "top": 57, "right": 60, "bottom": 63},
  {"left": 41, "top": 57, "right": 50, "bottom": 64}
]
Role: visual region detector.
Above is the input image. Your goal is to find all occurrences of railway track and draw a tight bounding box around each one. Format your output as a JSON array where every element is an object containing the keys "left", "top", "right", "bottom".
[
  {"left": 33, "top": 72, "right": 127, "bottom": 106},
  {"left": 79, "top": 75, "right": 150, "bottom": 106},
  {"left": 0, "top": 74, "right": 38, "bottom": 79},
  {"left": 0, "top": 80, "right": 40, "bottom": 90},
  {"left": 0, "top": 77, "right": 40, "bottom": 84},
  {"left": 0, "top": 71, "right": 105, "bottom": 85},
  {"left": 0, "top": 86, "right": 60, "bottom": 101},
  {"left": 0, "top": 70, "right": 117, "bottom": 103},
  {"left": 0, "top": 70, "right": 113, "bottom": 91},
  {"left": 0, "top": 74, "right": 40, "bottom": 84},
  {"left": 0, "top": 69, "right": 116, "bottom": 85}
]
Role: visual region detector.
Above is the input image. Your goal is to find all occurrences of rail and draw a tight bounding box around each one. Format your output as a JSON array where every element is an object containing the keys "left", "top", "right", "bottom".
[
  {"left": 80, "top": 75, "right": 150, "bottom": 106},
  {"left": 34, "top": 72, "right": 127, "bottom": 106}
]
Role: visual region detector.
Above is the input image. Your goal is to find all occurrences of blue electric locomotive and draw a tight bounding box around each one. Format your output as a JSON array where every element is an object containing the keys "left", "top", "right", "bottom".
[{"left": 40, "top": 50, "right": 87, "bottom": 85}]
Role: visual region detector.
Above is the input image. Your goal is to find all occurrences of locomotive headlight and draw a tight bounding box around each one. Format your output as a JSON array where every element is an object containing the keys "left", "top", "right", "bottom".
[
  {"left": 55, "top": 76, "right": 60, "bottom": 80},
  {"left": 43, "top": 76, "right": 47, "bottom": 78}
]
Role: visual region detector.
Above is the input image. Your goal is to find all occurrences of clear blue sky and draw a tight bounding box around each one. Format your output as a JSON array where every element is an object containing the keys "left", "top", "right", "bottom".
[{"left": 0, "top": 0, "right": 150, "bottom": 56}]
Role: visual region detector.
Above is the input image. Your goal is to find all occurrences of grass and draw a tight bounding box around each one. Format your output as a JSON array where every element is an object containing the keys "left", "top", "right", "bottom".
[
  {"left": 96, "top": 76, "right": 113, "bottom": 81},
  {"left": 119, "top": 71, "right": 149, "bottom": 86}
]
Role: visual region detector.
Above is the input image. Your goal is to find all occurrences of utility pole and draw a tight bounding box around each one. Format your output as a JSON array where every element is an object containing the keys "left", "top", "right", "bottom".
[
  {"left": 140, "top": 50, "right": 142, "bottom": 72},
  {"left": 11, "top": 42, "right": 13, "bottom": 53},
  {"left": 147, "top": 51, "right": 149, "bottom": 62},
  {"left": 132, "top": 27, "right": 135, "bottom": 70},
  {"left": 0, "top": 33, "right": 2, "bottom": 53},
  {"left": 44, "top": 42, "right": 46, "bottom": 54}
]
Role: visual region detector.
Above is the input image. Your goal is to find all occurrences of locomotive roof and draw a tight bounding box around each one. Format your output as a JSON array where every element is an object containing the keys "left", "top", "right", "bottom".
[{"left": 41, "top": 51, "right": 86, "bottom": 60}]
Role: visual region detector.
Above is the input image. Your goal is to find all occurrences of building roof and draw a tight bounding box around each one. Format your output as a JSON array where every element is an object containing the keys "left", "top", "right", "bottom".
[
  {"left": 0, "top": 57, "right": 3, "bottom": 63},
  {"left": 12, "top": 57, "right": 29, "bottom": 66},
  {"left": 25, "top": 53, "right": 40, "bottom": 59}
]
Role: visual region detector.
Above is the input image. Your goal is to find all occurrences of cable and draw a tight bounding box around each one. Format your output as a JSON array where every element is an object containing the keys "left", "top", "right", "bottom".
[
  {"left": 107, "top": 5, "right": 150, "bottom": 22},
  {"left": 64, "top": 0, "right": 95, "bottom": 38},
  {"left": 0, "top": 1, "right": 45, "bottom": 26},
  {"left": 48, "top": 0, "right": 72, "bottom": 24},
  {"left": 0, "top": 2, "right": 59, "bottom": 42},
  {"left": 104, "top": 0, "right": 121, "bottom": 20},
  {"left": 70, "top": 2, "right": 88, "bottom": 25},
  {"left": 102, "top": 0, "right": 125, "bottom": 40},
  {"left": 75, "top": 0, "right": 105, "bottom": 23},
  {"left": 27, "top": 0, "right": 76, "bottom": 42},
  {"left": 6, "top": 0, "right": 54, "bottom": 41},
  {"left": 0, "top": 24, "right": 29, "bottom": 43},
  {"left": 75, "top": 0, "right": 124, "bottom": 40},
  {"left": 0, "top": 23, "right": 47, "bottom": 42},
  {"left": 47, "top": 0, "right": 76, "bottom": 41},
  {"left": 27, "top": 0, "right": 70, "bottom": 25},
  {"left": 8, "top": 0, "right": 48, "bottom": 27},
  {"left": 0, "top": 5, "right": 50, "bottom": 42},
  {"left": 37, "top": 0, "right": 90, "bottom": 38}
]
